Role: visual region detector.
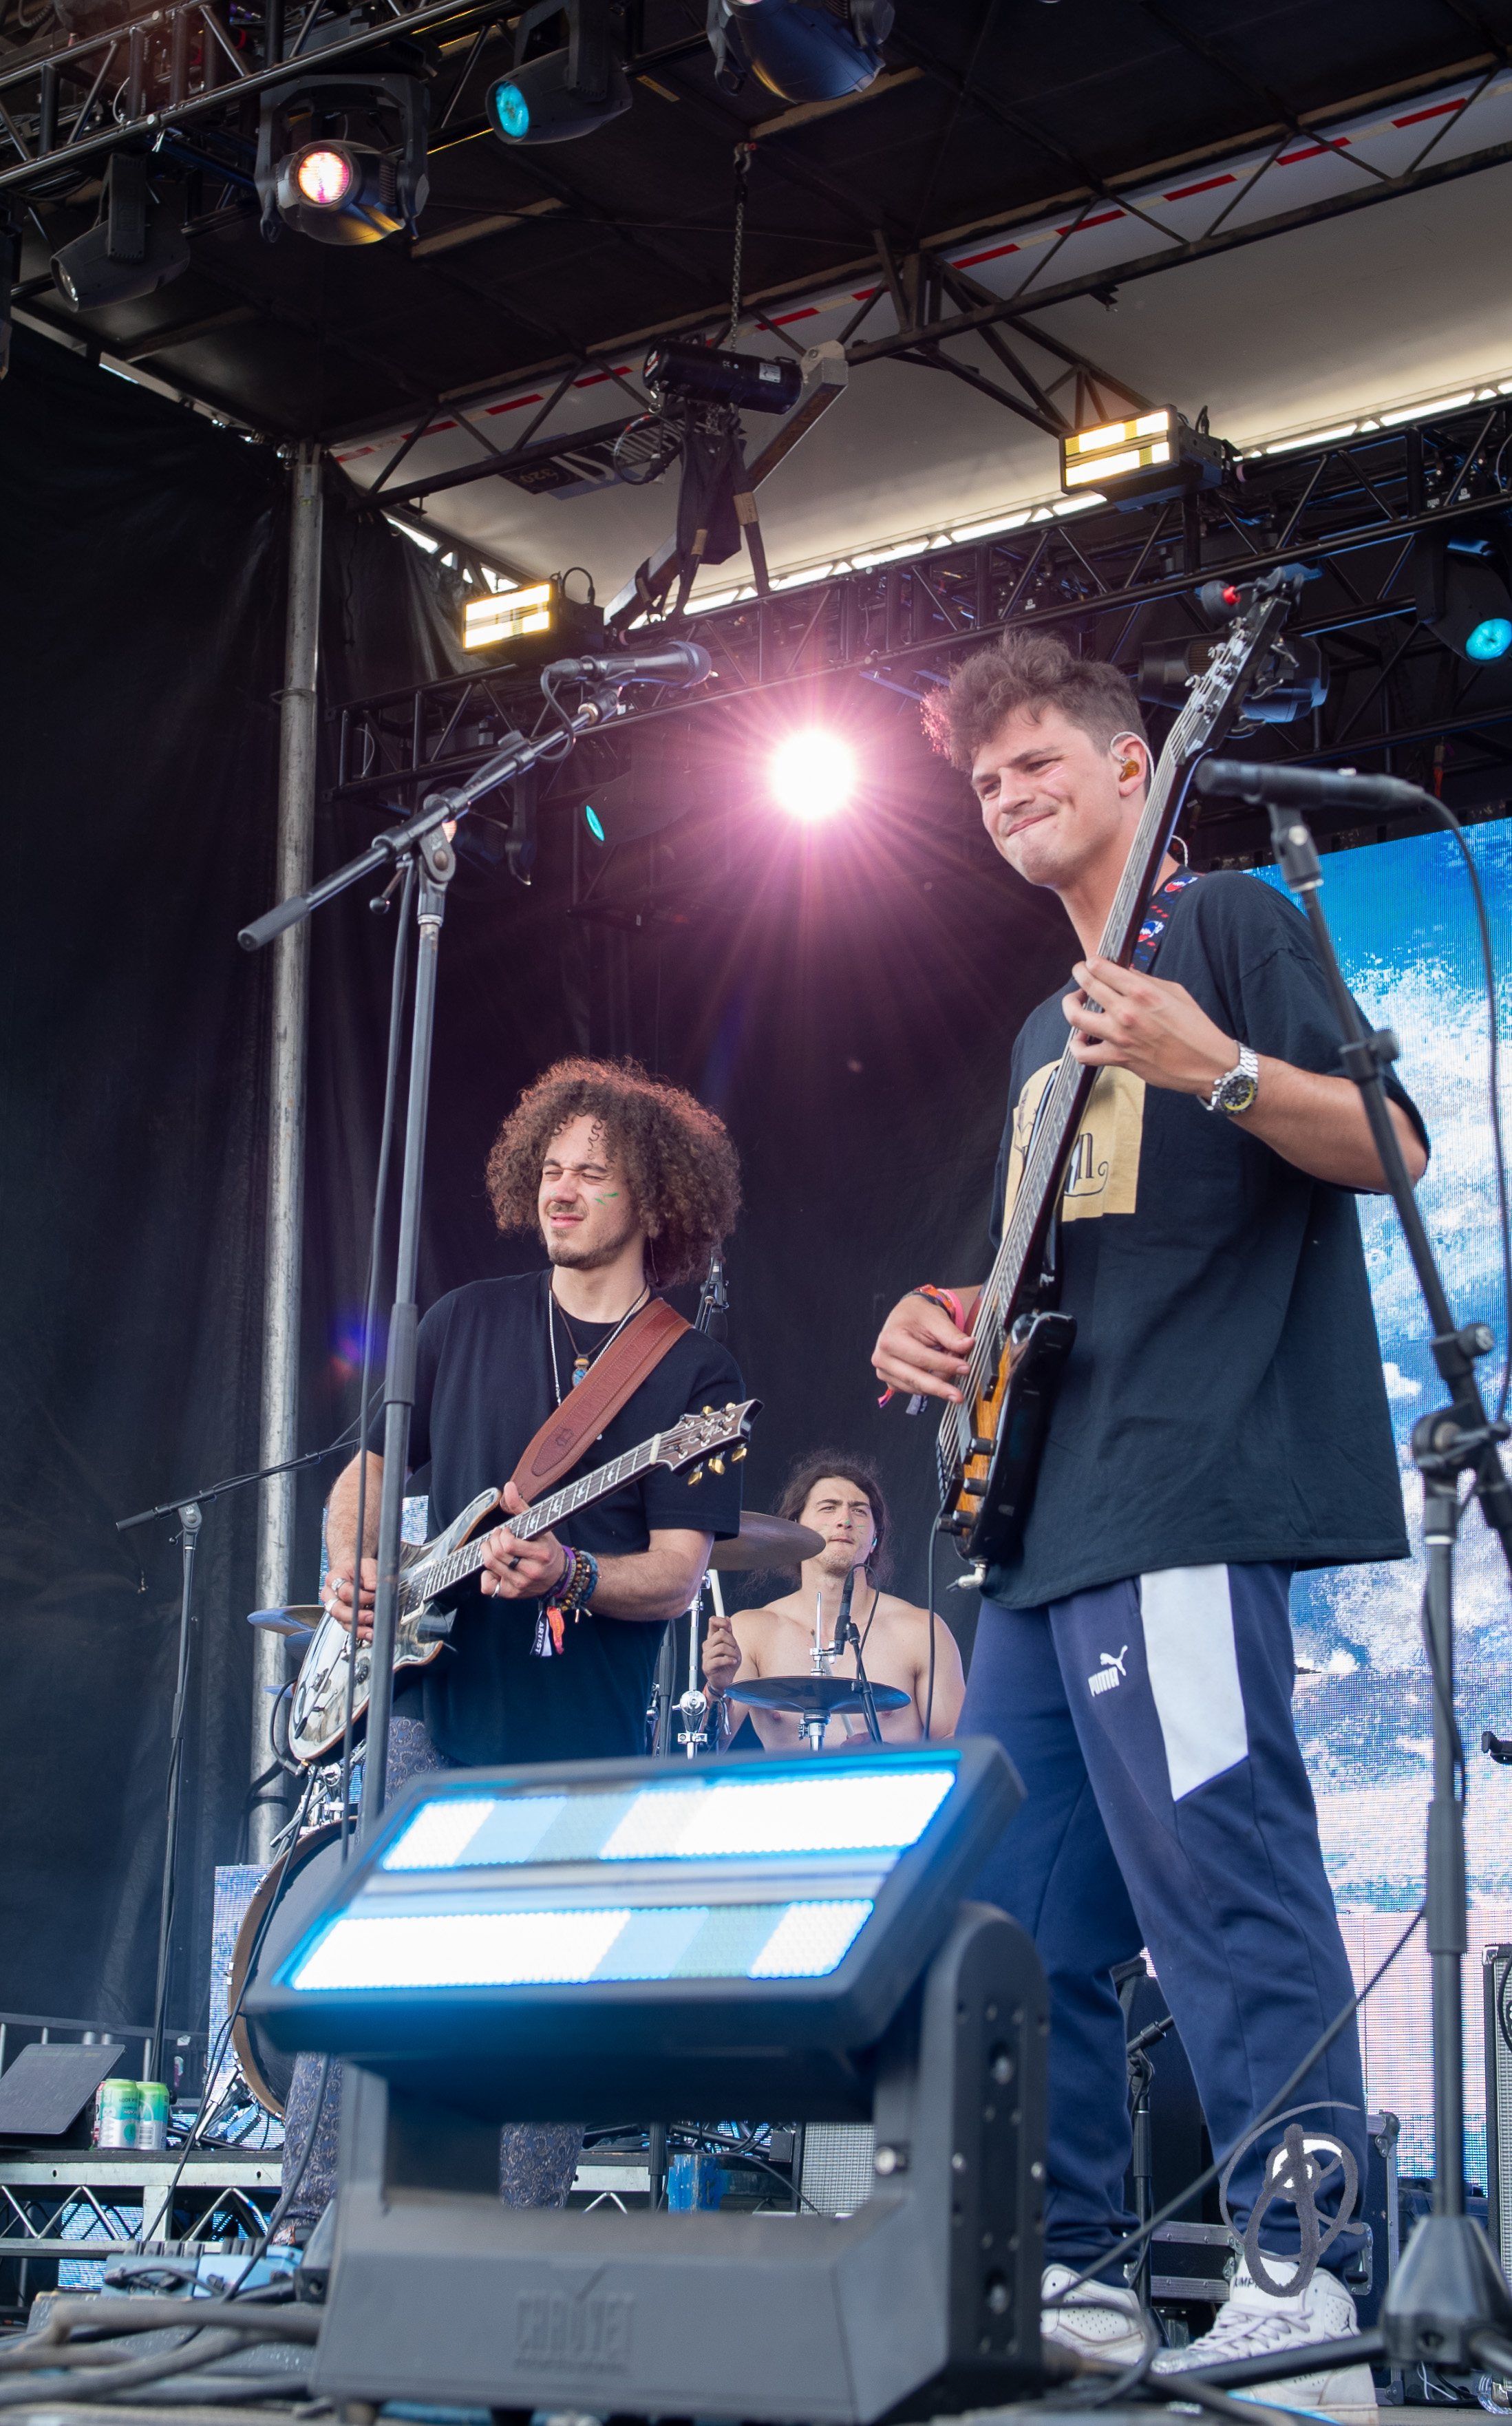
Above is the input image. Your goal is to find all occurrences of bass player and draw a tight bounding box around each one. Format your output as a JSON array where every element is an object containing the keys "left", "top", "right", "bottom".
[
  {"left": 281, "top": 1056, "right": 746, "bottom": 2231},
  {"left": 872, "top": 629, "right": 1426, "bottom": 2416}
]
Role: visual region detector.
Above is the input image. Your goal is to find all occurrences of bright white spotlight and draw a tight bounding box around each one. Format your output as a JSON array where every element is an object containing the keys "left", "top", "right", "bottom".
[{"left": 771, "top": 732, "right": 855, "bottom": 821}]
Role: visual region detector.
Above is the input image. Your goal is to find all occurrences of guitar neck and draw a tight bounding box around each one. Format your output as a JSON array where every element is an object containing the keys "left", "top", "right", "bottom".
[{"left": 403, "top": 1435, "right": 662, "bottom": 1608}]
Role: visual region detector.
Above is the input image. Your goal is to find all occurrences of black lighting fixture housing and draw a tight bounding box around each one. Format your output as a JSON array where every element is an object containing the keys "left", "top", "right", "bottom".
[
  {"left": 1415, "top": 533, "right": 1512, "bottom": 668},
  {"left": 255, "top": 72, "right": 429, "bottom": 244},
  {"left": 1061, "top": 405, "right": 1226, "bottom": 507},
  {"left": 460, "top": 576, "right": 605, "bottom": 663},
  {"left": 1139, "top": 630, "right": 1328, "bottom": 723},
  {"left": 707, "top": 0, "right": 895, "bottom": 101},
  {"left": 486, "top": 0, "right": 630, "bottom": 145},
  {"left": 50, "top": 151, "right": 189, "bottom": 310},
  {"left": 643, "top": 334, "right": 803, "bottom": 417}
]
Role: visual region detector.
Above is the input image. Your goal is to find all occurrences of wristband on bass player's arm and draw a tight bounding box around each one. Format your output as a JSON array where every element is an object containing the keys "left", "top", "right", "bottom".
[{"left": 878, "top": 1284, "right": 970, "bottom": 1407}]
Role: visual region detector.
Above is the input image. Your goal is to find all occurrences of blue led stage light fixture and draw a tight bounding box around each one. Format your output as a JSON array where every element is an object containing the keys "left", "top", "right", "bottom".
[
  {"left": 1415, "top": 535, "right": 1512, "bottom": 667},
  {"left": 251, "top": 1744, "right": 1046, "bottom": 2423},
  {"left": 487, "top": 0, "right": 631, "bottom": 145}
]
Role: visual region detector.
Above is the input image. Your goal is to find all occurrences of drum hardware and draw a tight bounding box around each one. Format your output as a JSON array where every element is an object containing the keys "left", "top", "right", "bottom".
[
  {"left": 727, "top": 1672, "right": 910, "bottom": 1752},
  {"left": 228, "top": 1820, "right": 349, "bottom": 2120},
  {"left": 705, "top": 1511, "right": 824, "bottom": 1571}
]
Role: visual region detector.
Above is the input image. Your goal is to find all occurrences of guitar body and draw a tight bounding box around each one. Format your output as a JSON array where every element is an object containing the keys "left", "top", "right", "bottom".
[
  {"left": 959, "top": 1310, "right": 1078, "bottom": 1568},
  {"left": 288, "top": 1485, "right": 501, "bottom": 1769}
]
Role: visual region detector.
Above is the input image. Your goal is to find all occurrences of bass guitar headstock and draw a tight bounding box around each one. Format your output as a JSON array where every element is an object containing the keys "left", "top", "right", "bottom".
[
  {"left": 656, "top": 1396, "right": 762, "bottom": 1487},
  {"left": 1176, "top": 564, "right": 1311, "bottom": 753}
]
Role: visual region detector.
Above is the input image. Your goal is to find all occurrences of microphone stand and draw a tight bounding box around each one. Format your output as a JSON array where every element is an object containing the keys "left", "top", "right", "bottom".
[
  {"left": 832, "top": 1567, "right": 882, "bottom": 1745},
  {"left": 1208, "top": 764, "right": 1512, "bottom": 2372},
  {"left": 241, "top": 685, "right": 624, "bottom": 1836},
  {"left": 658, "top": 1250, "right": 732, "bottom": 1759}
]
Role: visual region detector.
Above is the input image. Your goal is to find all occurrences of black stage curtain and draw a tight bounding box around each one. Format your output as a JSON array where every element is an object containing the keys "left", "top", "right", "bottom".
[{"left": 0, "top": 327, "right": 1081, "bottom": 2042}]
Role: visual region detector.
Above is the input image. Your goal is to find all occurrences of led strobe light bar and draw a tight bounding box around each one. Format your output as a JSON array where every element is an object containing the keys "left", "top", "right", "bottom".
[
  {"left": 1060, "top": 405, "right": 1224, "bottom": 505},
  {"left": 247, "top": 1744, "right": 1021, "bottom": 2117},
  {"left": 462, "top": 579, "right": 554, "bottom": 649}
]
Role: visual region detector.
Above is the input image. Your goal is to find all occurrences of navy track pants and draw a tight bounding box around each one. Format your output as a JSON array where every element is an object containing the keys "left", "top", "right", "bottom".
[{"left": 959, "top": 1562, "right": 1367, "bottom": 2269}]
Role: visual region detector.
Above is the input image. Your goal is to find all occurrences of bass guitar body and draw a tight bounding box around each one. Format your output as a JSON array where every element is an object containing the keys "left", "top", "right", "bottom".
[
  {"left": 956, "top": 1309, "right": 1078, "bottom": 1571},
  {"left": 288, "top": 1485, "right": 501, "bottom": 1769}
]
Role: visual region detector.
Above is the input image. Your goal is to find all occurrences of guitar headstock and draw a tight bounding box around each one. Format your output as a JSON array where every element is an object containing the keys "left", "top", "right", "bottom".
[
  {"left": 656, "top": 1397, "right": 762, "bottom": 1485},
  {"left": 1175, "top": 564, "right": 1308, "bottom": 755}
]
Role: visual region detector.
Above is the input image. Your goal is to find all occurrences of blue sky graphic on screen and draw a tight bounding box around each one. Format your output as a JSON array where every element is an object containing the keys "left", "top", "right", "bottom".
[
  {"left": 283, "top": 1764, "right": 957, "bottom": 1993},
  {"left": 1257, "top": 829, "right": 1512, "bottom": 2189}
]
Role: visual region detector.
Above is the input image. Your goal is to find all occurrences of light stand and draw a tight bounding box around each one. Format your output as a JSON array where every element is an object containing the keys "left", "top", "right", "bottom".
[
  {"left": 239, "top": 688, "right": 622, "bottom": 1835},
  {"left": 1195, "top": 756, "right": 1512, "bottom": 2375}
]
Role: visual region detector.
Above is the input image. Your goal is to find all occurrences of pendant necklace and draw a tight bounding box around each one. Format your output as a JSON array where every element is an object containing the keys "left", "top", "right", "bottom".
[{"left": 549, "top": 1276, "right": 650, "bottom": 1403}]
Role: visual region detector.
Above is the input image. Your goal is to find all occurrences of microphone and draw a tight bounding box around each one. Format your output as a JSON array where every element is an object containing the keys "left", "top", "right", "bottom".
[
  {"left": 833, "top": 1564, "right": 858, "bottom": 1652},
  {"left": 1195, "top": 759, "right": 1430, "bottom": 817},
  {"left": 543, "top": 640, "right": 713, "bottom": 685}
]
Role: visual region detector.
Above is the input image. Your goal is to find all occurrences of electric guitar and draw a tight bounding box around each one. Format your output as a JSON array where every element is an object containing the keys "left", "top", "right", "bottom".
[
  {"left": 288, "top": 1397, "right": 760, "bottom": 1766},
  {"left": 937, "top": 567, "right": 1306, "bottom": 1573}
]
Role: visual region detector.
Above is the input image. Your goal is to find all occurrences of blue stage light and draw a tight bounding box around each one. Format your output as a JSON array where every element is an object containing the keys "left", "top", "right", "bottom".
[
  {"left": 491, "top": 81, "right": 531, "bottom": 138},
  {"left": 1467, "top": 616, "right": 1512, "bottom": 661},
  {"left": 584, "top": 803, "right": 606, "bottom": 841}
]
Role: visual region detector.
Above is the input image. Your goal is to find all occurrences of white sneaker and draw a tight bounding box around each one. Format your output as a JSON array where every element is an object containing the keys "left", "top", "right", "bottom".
[
  {"left": 1152, "top": 2253, "right": 1377, "bottom": 2424},
  {"left": 1041, "top": 2260, "right": 1149, "bottom": 2370}
]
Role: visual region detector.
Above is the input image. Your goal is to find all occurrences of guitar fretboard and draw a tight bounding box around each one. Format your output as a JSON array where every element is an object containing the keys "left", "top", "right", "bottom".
[{"left": 398, "top": 1435, "right": 662, "bottom": 1614}]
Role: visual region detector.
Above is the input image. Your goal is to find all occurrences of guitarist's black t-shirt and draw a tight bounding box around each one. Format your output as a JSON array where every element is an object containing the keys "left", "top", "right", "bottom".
[
  {"left": 379, "top": 1271, "right": 743, "bottom": 1767},
  {"left": 981, "top": 871, "right": 1429, "bottom": 1609}
]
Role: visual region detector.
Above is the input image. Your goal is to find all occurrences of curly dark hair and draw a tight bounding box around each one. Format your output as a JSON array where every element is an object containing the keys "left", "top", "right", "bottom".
[
  {"left": 485, "top": 1056, "right": 741, "bottom": 1286},
  {"left": 775, "top": 1451, "right": 891, "bottom": 1586},
  {"left": 920, "top": 627, "right": 1147, "bottom": 771}
]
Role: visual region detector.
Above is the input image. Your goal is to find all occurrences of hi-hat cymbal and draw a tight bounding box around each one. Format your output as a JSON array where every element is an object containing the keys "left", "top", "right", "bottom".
[
  {"left": 727, "top": 1674, "right": 911, "bottom": 1718},
  {"left": 707, "top": 1512, "right": 824, "bottom": 1571}
]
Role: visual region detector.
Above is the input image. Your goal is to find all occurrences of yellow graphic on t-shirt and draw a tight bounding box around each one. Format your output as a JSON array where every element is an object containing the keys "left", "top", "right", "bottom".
[{"left": 1003, "top": 1061, "right": 1145, "bottom": 1228}]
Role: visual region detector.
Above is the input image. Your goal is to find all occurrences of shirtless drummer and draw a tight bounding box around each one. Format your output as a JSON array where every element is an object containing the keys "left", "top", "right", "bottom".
[{"left": 705, "top": 1453, "right": 965, "bottom": 1748}]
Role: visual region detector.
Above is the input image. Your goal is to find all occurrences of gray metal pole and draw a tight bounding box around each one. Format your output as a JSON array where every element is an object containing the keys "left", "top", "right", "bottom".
[{"left": 249, "top": 439, "right": 323, "bottom": 1860}]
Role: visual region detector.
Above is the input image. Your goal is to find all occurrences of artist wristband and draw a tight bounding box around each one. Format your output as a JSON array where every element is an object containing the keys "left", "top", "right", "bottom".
[{"left": 910, "top": 1284, "right": 967, "bottom": 1328}]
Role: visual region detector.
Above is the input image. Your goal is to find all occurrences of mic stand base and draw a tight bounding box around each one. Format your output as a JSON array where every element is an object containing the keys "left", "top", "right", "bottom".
[{"left": 1382, "top": 2213, "right": 1512, "bottom": 2369}]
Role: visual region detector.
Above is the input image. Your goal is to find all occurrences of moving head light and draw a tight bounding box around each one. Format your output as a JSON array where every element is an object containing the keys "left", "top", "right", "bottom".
[
  {"left": 51, "top": 153, "right": 189, "bottom": 310},
  {"left": 707, "top": 0, "right": 894, "bottom": 103},
  {"left": 487, "top": 0, "right": 630, "bottom": 144},
  {"left": 1139, "top": 632, "right": 1328, "bottom": 724},
  {"left": 256, "top": 73, "right": 429, "bottom": 244}
]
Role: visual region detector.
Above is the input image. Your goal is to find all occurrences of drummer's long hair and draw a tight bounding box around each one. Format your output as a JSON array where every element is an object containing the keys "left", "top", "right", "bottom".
[
  {"left": 774, "top": 1452, "right": 890, "bottom": 1586},
  {"left": 486, "top": 1055, "right": 741, "bottom": 1287}
]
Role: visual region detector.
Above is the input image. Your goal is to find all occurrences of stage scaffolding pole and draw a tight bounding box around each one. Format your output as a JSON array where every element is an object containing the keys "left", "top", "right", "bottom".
[{"left": 249, "top": 438, "right": 323, "bottom": 1859}]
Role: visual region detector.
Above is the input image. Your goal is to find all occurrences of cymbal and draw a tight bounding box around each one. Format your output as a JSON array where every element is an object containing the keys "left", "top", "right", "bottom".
[
  {"left": 727, "top": 1674, "right": 911, "bottom": 1718},
  {"left": 707, "top": 1511, "right": 824, "bottom": 1571}
]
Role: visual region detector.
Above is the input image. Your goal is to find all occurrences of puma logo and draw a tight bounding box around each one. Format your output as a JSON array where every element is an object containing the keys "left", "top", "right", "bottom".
[{"left": 1087, "top": 1646, "right": 1129, "bottom": 1698}]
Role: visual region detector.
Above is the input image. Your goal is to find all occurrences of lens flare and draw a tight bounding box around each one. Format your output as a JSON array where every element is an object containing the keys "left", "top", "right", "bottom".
[
  {"left": 295, "top": 147, "right": 354, "bottom": 206},
  {"left": 771, "top": 732, "right": 855, "bottom": 822}
]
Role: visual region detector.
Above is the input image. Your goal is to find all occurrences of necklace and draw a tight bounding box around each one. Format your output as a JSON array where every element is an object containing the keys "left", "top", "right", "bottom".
[{"left": 548, "top": 1275, "right": 650, "bottom": 1403}]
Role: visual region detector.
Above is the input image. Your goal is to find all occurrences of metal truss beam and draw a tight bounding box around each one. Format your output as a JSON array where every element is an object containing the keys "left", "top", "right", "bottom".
[{"left": 327, "top": 401, "right": 1512, "bottom": 838}]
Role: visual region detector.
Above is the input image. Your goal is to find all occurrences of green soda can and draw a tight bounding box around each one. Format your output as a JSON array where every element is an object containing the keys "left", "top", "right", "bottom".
[
  {"left": 94, "top": 2078, "right": 140, "bottom": 2149},
  {"left": 136, "top": 2082, "right": 169, "bottom": 2151}
]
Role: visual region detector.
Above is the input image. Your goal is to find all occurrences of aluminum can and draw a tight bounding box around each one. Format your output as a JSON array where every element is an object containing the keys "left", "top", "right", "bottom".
[
  {"left": 94, "top": 2078, "right": 139, "bottom": 2149},
  {"left": 136, "top": 2081, "right": 169, "bottom": 2151}
]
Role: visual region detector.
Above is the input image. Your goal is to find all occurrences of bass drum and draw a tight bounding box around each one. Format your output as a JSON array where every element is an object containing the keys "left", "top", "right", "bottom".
[{"left": 229, "top": 1822, "right": 351, "bottom": 2119}]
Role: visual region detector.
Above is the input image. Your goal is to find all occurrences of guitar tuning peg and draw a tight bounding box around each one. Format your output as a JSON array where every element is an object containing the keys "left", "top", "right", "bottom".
[
  {"left": 731, "top": 1445, "right": 747, "bottom": 1462},
  {"left": 708, "top": 1456, "right": 725, "bottom": 1476},
  {"left": 688, "top": 1466, "right": 705, "bottom": 1487},
  {"left": 702, "top": 1405, "right": 714, "bottom": 1416}
]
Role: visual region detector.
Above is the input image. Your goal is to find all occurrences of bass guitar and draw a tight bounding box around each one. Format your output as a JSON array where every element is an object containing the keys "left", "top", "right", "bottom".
[
  {"left": 288, "top": 1396, "right": 759, "bottom": 1766},
  {"left": 937, "top": 566, "right": 1305, "bottom": 1573}
]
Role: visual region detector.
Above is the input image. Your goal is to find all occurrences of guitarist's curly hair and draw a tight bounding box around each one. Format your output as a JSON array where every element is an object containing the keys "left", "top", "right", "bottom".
[
  {"left": 921, "top": 628, "right": 1148, "bottom": 768},
  {"left": 487, "top": 1057, "right": 741, "bottom": 1286}
]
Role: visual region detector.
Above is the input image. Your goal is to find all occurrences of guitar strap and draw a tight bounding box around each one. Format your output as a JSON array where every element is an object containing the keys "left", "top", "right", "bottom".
[{"left": 509, "top": 1295, "right": 692, "bottom": 1506}]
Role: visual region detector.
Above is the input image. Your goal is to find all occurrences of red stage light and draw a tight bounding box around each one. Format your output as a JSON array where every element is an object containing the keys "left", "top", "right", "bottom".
[{"left": 771, "top": 732, "right": 855, "bottom": 822}]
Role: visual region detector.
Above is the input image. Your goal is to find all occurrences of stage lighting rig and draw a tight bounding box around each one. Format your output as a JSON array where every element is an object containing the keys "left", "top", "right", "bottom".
[
  {"left": 707, "top": 0, "right": 895, "bottom": 102},
  {"left": 486, "top": 0, "right": 630, "bottom": 145},
  {"left": 255, "top": 73, "right": 429, "bottom": 244},
  {"left": 50, "top": 153, "right": 189, "bottom": 310},
  {"left": 1061, "top": 405, "right": 1226, "bottom": 507},
  {"left": 1416, "top": 536, "right": 1512, "bottom": 665},
  {"left": 460, "top": 575, "right": 604, "bottom": 662}
]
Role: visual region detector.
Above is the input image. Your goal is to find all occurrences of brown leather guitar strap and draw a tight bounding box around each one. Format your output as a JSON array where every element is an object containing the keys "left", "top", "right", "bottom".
[{"left": 509, "top": 1295, "right": 692, "bottom": 1506}]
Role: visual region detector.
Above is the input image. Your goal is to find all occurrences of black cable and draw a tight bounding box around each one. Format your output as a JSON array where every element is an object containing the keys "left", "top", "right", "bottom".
[
  {"left": 924, "top": 1512, "right": 943, "bottom": 1741},
  {"left": 1047, "top": 1898, "right": 1426, "bottom": 2308},
  {"left": 341, "top": 851, "right": 416, "bottom": 1858},
  {"left": 1419, "top": 799, "right": 1512, "bottom": 1421}
]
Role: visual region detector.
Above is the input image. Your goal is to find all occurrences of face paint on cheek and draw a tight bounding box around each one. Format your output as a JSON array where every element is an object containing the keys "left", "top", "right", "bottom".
[{"left": 595, "top": 1192, "right": 620, "bottom": 1204}]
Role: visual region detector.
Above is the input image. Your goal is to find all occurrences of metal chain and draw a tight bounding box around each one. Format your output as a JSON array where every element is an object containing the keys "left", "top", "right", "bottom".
[{"left": 727, "top": 142, "right": 754, "bottom": 348}]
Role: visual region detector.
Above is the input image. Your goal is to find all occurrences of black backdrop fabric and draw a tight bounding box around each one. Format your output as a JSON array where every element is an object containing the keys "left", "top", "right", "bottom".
[{"left": 0, "top": 328, "right": 1082, "bottom": 2041}]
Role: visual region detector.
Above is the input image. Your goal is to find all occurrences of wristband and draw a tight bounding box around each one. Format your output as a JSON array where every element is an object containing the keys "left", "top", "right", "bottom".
[{"left": 880, "top": 1286, "right": 967, "bottom": 1407}]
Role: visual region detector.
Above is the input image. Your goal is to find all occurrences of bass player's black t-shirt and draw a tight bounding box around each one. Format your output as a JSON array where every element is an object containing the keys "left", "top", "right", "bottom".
[
  {"left": 981, "top": 872, "right": 1429, "bottom": 1609},
  {"left": 374, "top": 1271, "right": 744, "bottom": 1767}
]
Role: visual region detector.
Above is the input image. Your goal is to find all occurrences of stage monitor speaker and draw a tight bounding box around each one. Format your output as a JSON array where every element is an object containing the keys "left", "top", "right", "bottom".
[{"left": 0, "top": 2041, "right": 126, "bottom": 2147}]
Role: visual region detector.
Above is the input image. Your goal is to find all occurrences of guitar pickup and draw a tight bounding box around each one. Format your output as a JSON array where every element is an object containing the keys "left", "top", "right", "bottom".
[{"left": 414, "top": 1608, "right": 456, "bottom": 1641}]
